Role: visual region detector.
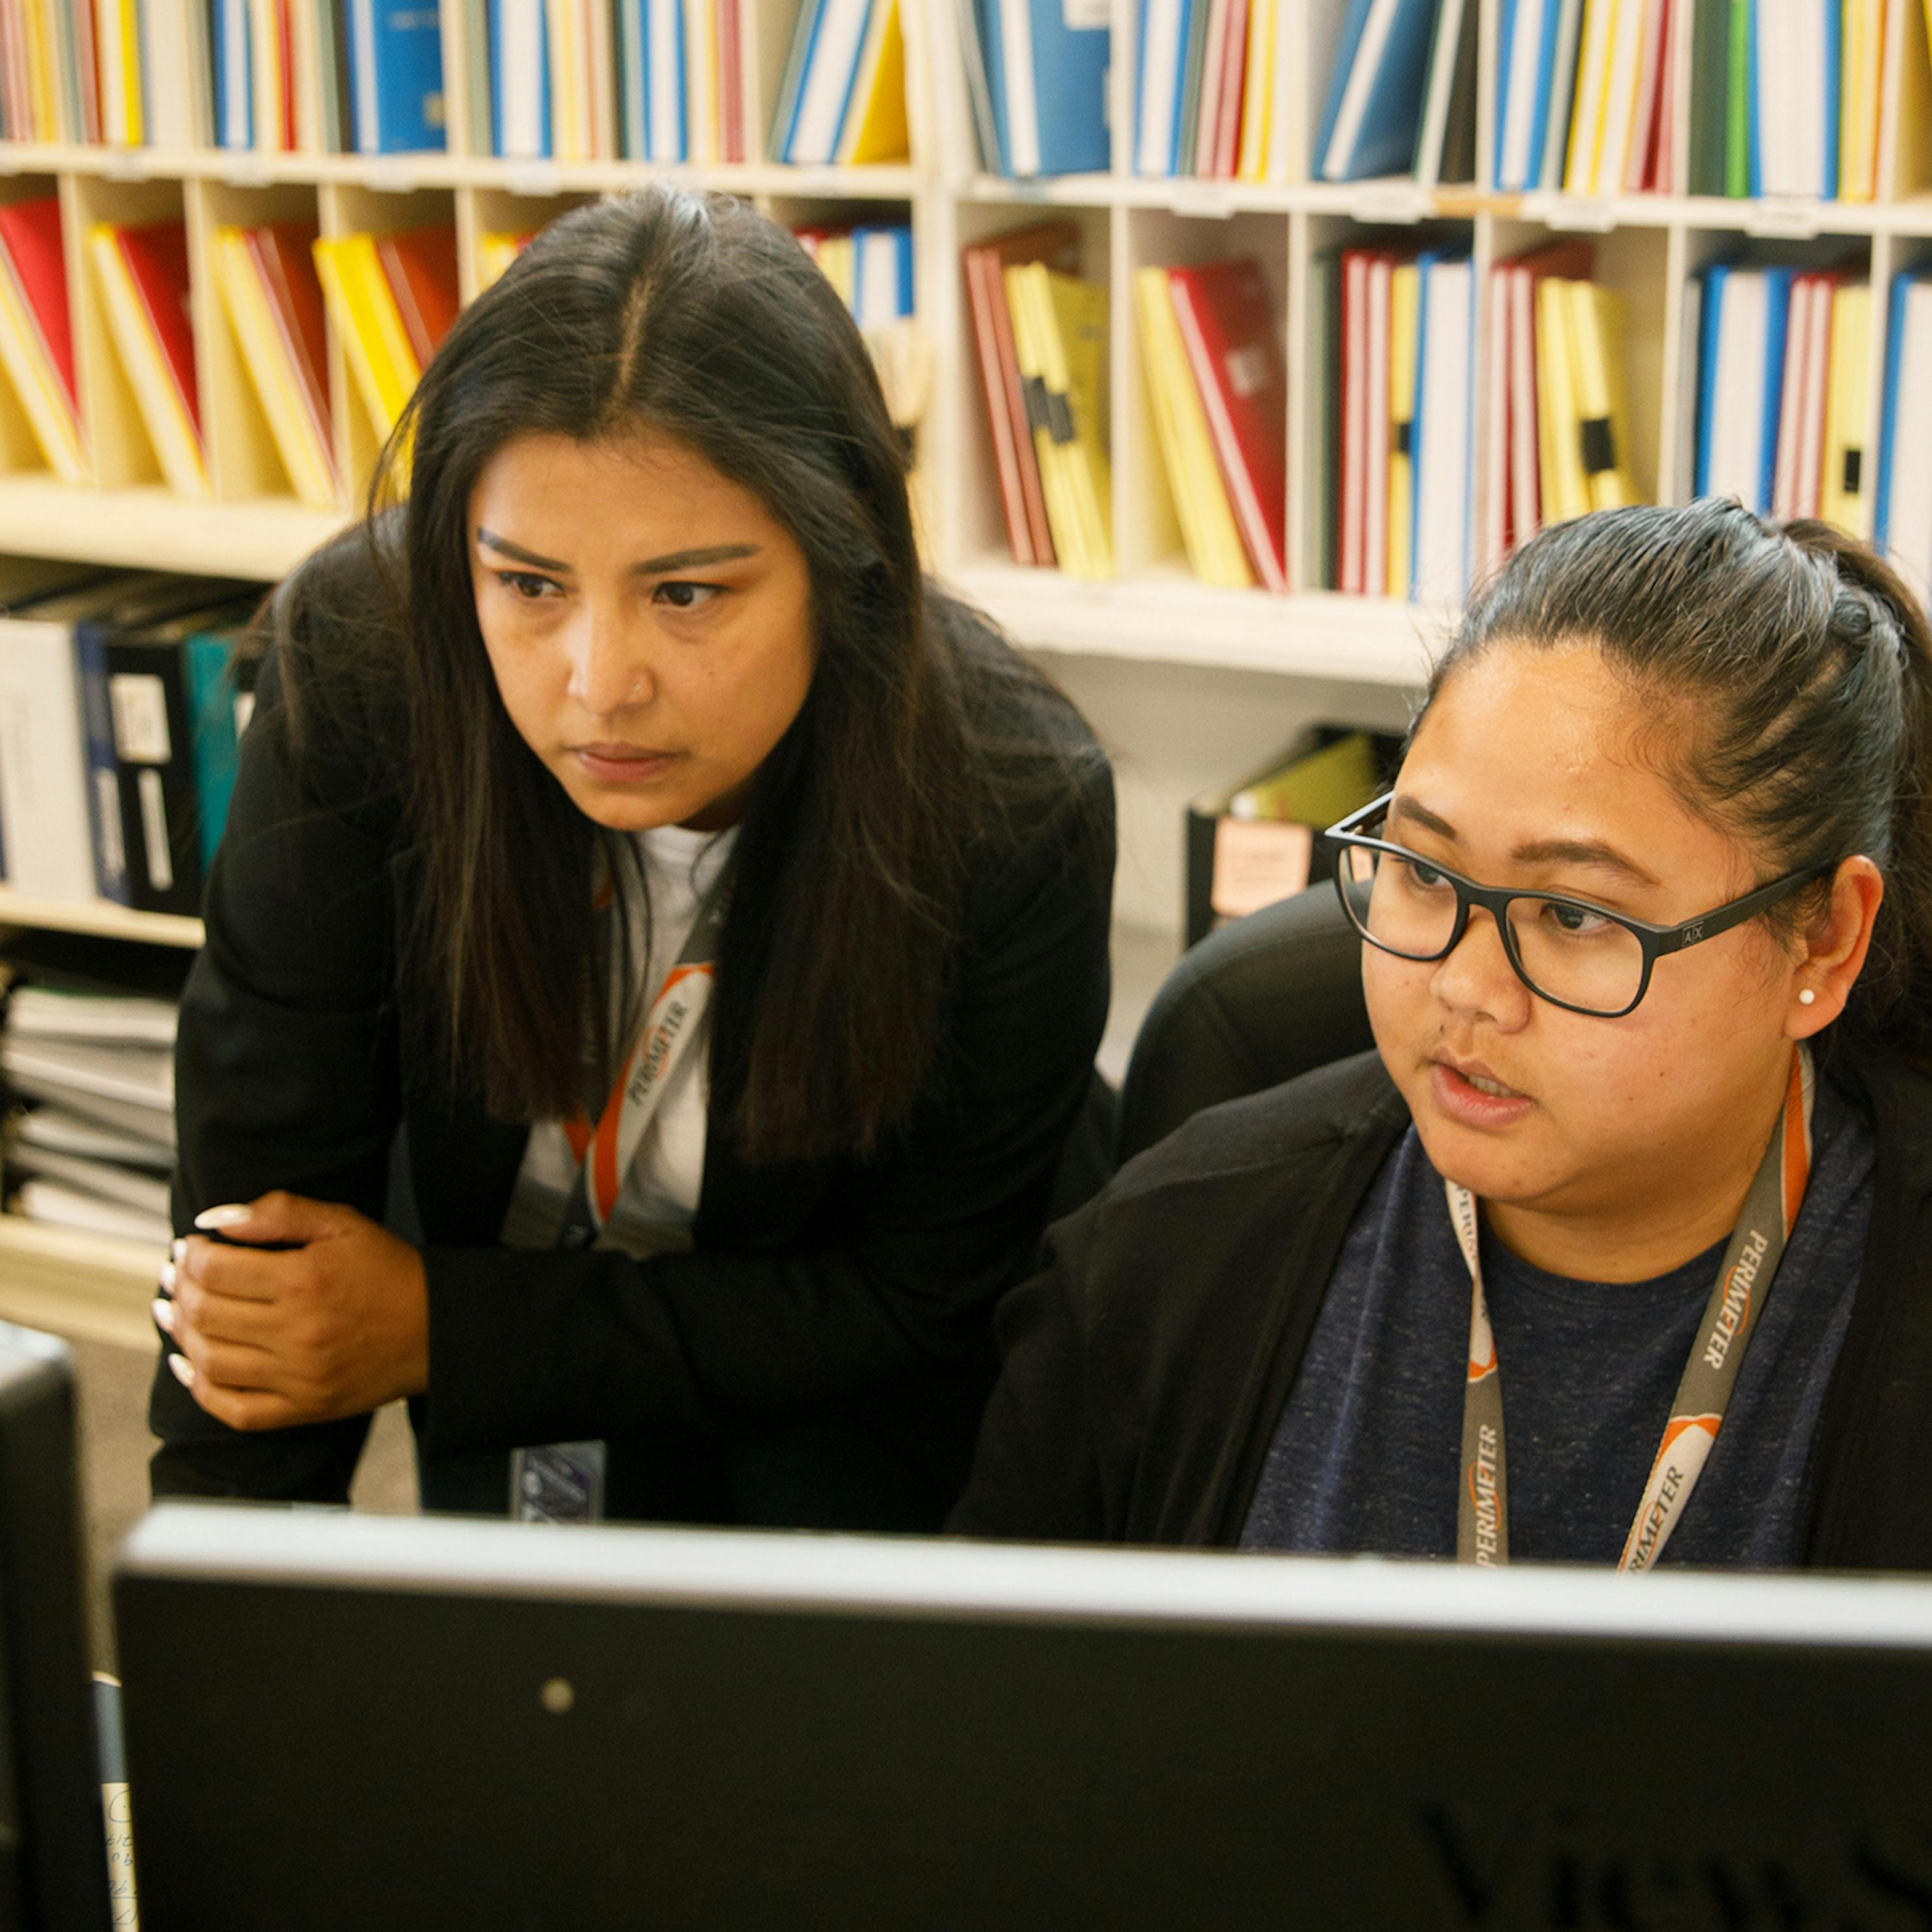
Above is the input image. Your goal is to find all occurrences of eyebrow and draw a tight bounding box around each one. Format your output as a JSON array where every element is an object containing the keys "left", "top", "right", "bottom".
[
  {"left": 1386, "top": 795, "right": 1661, "bottom": 888},
  {"left": 475, "top": 529, "right": 761, "bottom": 575}
]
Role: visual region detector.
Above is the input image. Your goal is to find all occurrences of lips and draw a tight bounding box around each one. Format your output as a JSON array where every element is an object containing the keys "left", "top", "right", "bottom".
[
  {"left": 570, "top": 743, "right": 683, "bottom": 782},
  {"left": 1428, "top": 1053, "right": 1535, "bottom": 1129}
]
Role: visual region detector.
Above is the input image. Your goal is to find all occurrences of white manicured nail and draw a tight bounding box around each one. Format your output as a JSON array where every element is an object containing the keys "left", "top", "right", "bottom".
[
  {"left": 151, "top": 1298, "right": 176, "bottom": 1334},
  {"left": 166, "top": 1353, "right": 193, "bottom": 1388},
  {"left": 171, "top": 1238, "right": 186, "bottom": 1263},
  {"left": 157, "top": 1262, "right": 176, "bottom": 1294},
  {"left": 194, "top": 1205, "right": 251, "bottom": 1230}
]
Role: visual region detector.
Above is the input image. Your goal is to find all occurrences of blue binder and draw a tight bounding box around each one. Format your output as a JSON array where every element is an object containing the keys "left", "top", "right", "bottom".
[
  {"left": 995, "top": 0, "right": 1108, "bottom": 176},
  {"left": 1695, "top": 261, "right": 1730, "bottom": 501},
  {"left": 1755, "top": 266, "right": 1794, "bottom": 514},
  {"left": 349, "top": 0, "right": 448, "bottom": 153},
  {"left": 1875, "top": 268, "right": 1925, "bottom": 552},
  {"left": 1315, "top": 0, "right": 1442, "bottom": 182},
  {"left": 977, "top": 0, "right": 1012, "bottom": 173}
]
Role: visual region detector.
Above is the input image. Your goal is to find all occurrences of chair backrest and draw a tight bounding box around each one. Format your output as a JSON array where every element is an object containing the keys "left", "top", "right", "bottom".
[{"left": 1116, "top": 884, "right": 1373, "bottom": 1165}]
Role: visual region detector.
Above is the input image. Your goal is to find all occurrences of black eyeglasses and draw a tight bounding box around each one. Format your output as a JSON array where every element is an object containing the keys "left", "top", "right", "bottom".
[{"left": 1320, "top": 794, "right": 1834, "bottom": 1018}]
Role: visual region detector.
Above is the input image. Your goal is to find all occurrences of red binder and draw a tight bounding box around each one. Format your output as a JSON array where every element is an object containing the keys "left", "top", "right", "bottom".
[
  {"left": 0, "top": 196, "right": 78, "bottom": 411},
  {"left": 111, "top": 220, "right": 199, "bottom": 435},
  {"left": 1168, "top": 257, "right": 1288, "bottom": 593},
  {"left": 246, "top": 220, "right": 330, "bottom": 452},
  {"left": 376, "top": 225, "right": 460, "bottom": 371},
  {"left": 962, "top": 220, "right": 1081, "bottom": 569}
]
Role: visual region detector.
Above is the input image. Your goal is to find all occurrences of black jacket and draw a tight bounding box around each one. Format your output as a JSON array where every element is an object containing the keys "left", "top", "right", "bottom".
[
  {"left": 151, "top": 536, "right": 1115, "bottom": 1524},
  {"left": 951, "top": 1047, "right": 1932, "bottom": 1570}
]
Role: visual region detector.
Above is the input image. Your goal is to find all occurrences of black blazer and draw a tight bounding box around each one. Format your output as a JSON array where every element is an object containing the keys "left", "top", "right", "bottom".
[
  {"left": 952, "top": 1047, "right": 1932, "bottom": 1570},
  {"left": 150, "top": 535, "right": 1115, "bottom": 1525}
]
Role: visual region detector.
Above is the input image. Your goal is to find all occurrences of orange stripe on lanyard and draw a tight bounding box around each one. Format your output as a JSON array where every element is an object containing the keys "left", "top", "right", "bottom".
[
  {"left": 1780, "top": 1049, "right": 1811, "bottom": 1238},
  {"left": 589, "top": 1047, "right": 636, "bottom": 1223}
]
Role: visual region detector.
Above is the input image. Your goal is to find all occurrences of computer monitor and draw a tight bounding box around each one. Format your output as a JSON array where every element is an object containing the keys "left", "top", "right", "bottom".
[
  {"left": 117, "top": 1506, "right": 1932, "bottom": 1931},
  {"left": 0, "top": 1322, "right": 110, "bottom": 1931}
]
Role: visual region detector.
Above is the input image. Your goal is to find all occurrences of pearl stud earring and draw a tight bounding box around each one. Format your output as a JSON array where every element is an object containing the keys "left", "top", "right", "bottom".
[{"left": 1798, "top": 988, "right": 1817, "bottom": 1006}]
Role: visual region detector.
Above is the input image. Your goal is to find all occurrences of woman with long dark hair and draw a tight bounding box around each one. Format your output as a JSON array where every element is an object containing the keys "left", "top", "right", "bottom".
[
  {"left": 149, "top": 187, "right": 1114, "bottom": 1527},
  {"left": 957, "top": 500, "right": 1932, "bottom": 1570}
]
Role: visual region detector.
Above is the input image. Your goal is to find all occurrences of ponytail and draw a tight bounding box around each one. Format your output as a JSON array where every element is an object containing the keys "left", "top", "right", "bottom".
[{"left": 1430, "top": 498, "right": 1932, "bottom": 1061}]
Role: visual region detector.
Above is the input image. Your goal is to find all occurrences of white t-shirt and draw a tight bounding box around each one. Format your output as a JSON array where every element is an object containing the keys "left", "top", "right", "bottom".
[{"left": 500, "top": 822, "right": 737, "bottom": 1260}]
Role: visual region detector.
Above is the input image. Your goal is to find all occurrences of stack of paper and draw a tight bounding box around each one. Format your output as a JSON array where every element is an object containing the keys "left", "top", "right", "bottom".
[
  {"left": 3, "top": 983, "right": 178, "bottom": 1246},
  {"left": 212, "top": 220, "right": 336, "bottom": 510},
  {"left": 1332, "top": 245, "right": 1476, "bottom": 602},
  {"left": 1137, "top": 257, "right": 1286, "bottom": 591},
  {"left": 953, "top": 0, "right": 1108, "bottom": 178},
  {"left": 1698, "top": 260, "right": 1871, "bottom": 536},
  {"left": 88, "top": 219, "right": 208, "bottom": 499},
  {"left": 770, "top": 0, "right": 905, "bottom": 163},
  {"left": 312, "top": 224, "right": 458, "bottom": 439},
  {"left": 0, "top": 196, "right": 86, "bottom": 484}
]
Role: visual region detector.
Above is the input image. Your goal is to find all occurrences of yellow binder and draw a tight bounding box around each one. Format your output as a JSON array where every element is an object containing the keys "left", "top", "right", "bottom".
[
  {"left": 1236, "top": 0, "right": 1276, "bottom": 182},
  {"left": 837, "top": 0, "right": 909, "bottom": 164},
  {"left": 1007, "top": 261, "right": 1113, "bottom": 580},
  {"left": 313, "top": 234, "right": 418, "bottom": 438},
  {"left": 1134, "top": 266, "right": 1252, "bottom": 589},
  {"left": 1566, "top": 279, "right": 1638, "bottom": 511},
  {"left": 1386, "top": 260, "right": 1419, "bottom": 600},
  {"left": 1563, "top": 0, "right": 1619, "bottom": 193},
  {"left": 1820, "top": 279, "right": 1872, "bottom": 536}
]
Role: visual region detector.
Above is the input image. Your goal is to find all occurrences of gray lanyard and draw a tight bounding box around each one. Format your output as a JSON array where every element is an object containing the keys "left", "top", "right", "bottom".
[{"left": 1449, "top": 1045, "right": 1816, "bottom": 1569}]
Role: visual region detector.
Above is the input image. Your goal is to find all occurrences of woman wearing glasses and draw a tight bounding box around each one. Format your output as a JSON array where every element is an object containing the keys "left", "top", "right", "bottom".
[{"left": 954, "top": 499, "right": 1932, "bottom": 1570}]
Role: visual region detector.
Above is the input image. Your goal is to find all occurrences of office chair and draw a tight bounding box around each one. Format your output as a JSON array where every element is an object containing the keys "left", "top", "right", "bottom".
[{"left": 1115, "top": 883, "right": 1373, "bottom": 1166}]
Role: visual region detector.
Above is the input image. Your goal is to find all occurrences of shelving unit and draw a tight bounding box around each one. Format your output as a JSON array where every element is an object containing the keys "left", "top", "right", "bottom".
[{"left": 5, "top": 0, "right": 1932, "bottom": 1314}]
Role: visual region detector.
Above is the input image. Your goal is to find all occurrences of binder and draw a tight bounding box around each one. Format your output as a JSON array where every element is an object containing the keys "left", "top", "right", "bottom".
[
  {"left": 77, "top": 589, "right": 257, "bottom": 914},
  {"left": 376, "top": 225, "right": 458, "bottom": 368},
  {"left": 1135, "top": 0, "right": 1194, "bottom": 174},
  {"left": 1537, "top": 0, "right": 1585, "bottom": 185},
  {"left": 1005, "top": 261, "right": 1111, "bottom": 578},
  {"left": 347, "top": 0, "right": 446, "bottom": 150},
  {"left": 1134, "top": 266, "right": 1252, "bottom": 588},
  {"left": 835, "top": 0, "right": 906, "bottom": 162},
  {"left": 185, "top": 619, "right": 260, "bottom": 873},
  {"left": 1412, "top": 253, "right": 1472, "bottom": 602},
  {"left": 1001, "top": 0, "right": 1108, "bottom": 177},
  {"left": 0, "top": 196, "right": 84, "bottom": 484},
  {"left": 1166, "top": 257, "right": 1287, "bottom": 591},
  {"left": 1315, "top": 0, "right": 1443, "bottom": 181},
  {"left": 850, "top": 223, "right": 911, "bottom": 328},
  {"left": 1818, "top": 279, "right": 1871, "bottom": 536},
  {"left": 1877, "top": 267, "right": 1932, "bottom": 593},
  {"left": 313, "top": 232, "right": 417, "bottom": 435},
  {"left": 1385, "top": 258, "right": 1419, "bottom": 599},
  {"left": 1771, "top": 270, "right": 1832, "bottom": 520},
  {"left": 89, "top": 221, "right": 208, "bottom": 500},
  {"left": 1235, "top": 0, "right": 1275, "bottom": 179},
  {"left": 1496, "top": 0, "right": 1563, "bottom": 190},
  {"left": 1565, "top": 279, "right": 1638, "bottom": 511},
  {"left": 1412, "top": 0, "right": 1473, "bottom": 183},
  {"left": 773, "top": 0, "right": 870, "bottom": 164},
  {"left": 494, "top": 0, "right": 550, "bottom": 156},
  {"left": 211, "top": 221, "right": 336, "bottom": 510},
  {"left": 962, "top": 219, "right": 1079, "bottom": 567},
  {"left": 1535, "top": 275, "right": 1589, "bottom": 522},
  {"left": 1305, "top": 247, "right": 1341, "bottom": 588}
]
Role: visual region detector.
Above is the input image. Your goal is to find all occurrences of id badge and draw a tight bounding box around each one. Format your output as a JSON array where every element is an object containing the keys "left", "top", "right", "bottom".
[{"left": 511, "top": 1440, "right": 607, "bottom": 1523}]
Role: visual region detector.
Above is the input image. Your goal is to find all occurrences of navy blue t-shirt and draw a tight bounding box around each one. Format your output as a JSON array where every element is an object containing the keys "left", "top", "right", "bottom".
[{"left": 1240, "top": 1074, "right": 1874, "bottom": 1566}]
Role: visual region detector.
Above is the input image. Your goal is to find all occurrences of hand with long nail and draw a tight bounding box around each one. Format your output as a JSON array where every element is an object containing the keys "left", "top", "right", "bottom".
[{"left": 153, "top": 1192, "right": 429, "bottom": 1431}]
